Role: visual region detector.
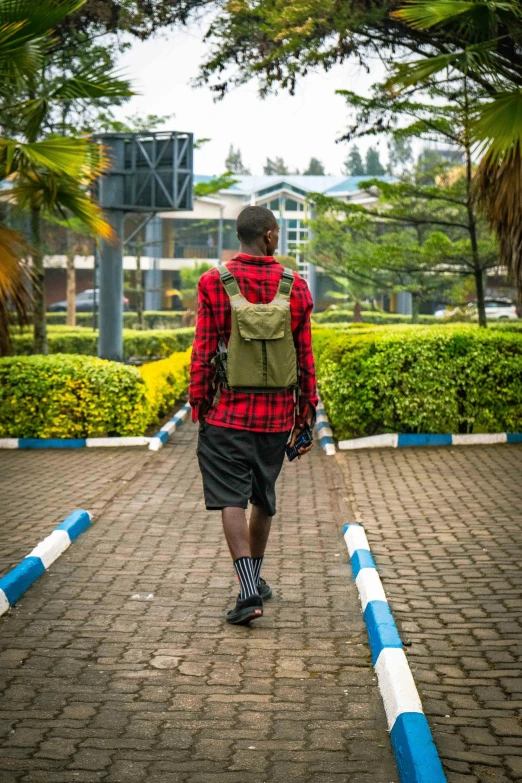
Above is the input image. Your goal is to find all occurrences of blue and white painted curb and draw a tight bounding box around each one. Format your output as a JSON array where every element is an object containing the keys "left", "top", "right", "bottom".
[
  {"left": 338, "top": 432, "right": 522, "bottom": 450},
  {"left": 0, "top": 403, "right": 192, "bottom": 450},
  {"left": 315, "top": 399, "right": 336, "bottom": 455},
  {"left": 0, "top": 510, "right": 92, "bottom": 617},
  {"left": 0, "top": 436, "right": 151, "bottom": 449},
  {"left": 343, "top": 523, "right": 447, "bottom": 783},
  {"left": 149, "top": 402, "right": 191, "bottom": 451}
]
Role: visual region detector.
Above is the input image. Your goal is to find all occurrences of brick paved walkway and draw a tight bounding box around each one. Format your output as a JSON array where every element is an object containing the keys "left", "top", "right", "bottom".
[
  {"left": 337, "top": 444, "right": 522, "bottom": 783},
  {"left": 0, "top": 449, "right": 148, "bottom": 578},
  {"left": 0, "top": 424, "right": 397, "bottom": 783}
]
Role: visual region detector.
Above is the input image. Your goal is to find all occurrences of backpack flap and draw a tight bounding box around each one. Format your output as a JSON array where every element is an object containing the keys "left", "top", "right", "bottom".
[{"left": 234, "top": 304, "right": 287, "bottom": 341}]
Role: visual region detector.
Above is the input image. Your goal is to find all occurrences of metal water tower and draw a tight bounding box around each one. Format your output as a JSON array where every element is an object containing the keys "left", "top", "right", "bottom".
[{"left": 95, "top": 131, "right": 194, "bottom": 361}]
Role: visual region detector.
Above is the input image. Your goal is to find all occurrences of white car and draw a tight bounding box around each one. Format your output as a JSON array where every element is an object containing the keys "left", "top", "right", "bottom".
[{"left": 434, "top": 300, "right": 519, "bottom": 320}]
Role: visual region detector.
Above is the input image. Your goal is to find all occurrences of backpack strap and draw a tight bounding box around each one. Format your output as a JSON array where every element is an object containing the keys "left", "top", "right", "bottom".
[
  {"left": 275, "top": 268, "right": 295, "bottom": 301},
  {"left": 218, "top": 265, "right": 245, "bottom": 303}
]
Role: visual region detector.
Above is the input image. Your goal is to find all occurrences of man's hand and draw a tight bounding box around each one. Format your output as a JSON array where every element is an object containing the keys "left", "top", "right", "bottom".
[{"left": 289, "top": 408, "right": 314, "bottom": 460}]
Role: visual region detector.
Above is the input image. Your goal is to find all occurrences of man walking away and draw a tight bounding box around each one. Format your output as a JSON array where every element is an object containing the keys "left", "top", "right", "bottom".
[{"left": 189, "top": 206, "right": 318, "bottom": 625}]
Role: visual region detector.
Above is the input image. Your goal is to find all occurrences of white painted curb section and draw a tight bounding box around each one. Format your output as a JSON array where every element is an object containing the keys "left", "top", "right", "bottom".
[
  {"left": 28, "top": 530, "right": 72, "bottom": 569},
  {"left": 0, "top": 439, "right": 19, "bottom": 449},
  {"left": 356, "top": 568, "right": 387, "bottom": 611},
  {"left": 375, "top": 647, "right": 424, "bottom": 730},
  {"left": 345, "top": 524, "right": 371, "bottom": 556},
  {"left": 0, "top": 590, "right": 9, "bottom": 615},
  {"left": 339, "top": 433, "right": 398, "bottom": 450},
  {"left": 86, "top": 437, "right": 151, "bottom": 448},
  {"left": 451, "top": 433, "right": 506, "bottom": 445}
]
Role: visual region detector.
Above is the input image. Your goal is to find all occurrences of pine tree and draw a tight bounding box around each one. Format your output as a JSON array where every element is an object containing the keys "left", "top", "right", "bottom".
[
  {"left": 387, "top": 138, "right": 413, "bottom": 175},
  {"left": 263, "top": 156, "right": 289, "bottom": 175},
  {"left": 303, "top": 157, "right": 325, "bottom": 175},
  {"left": 365, "top": 147, "right": 386, "bottom": 176},
  {"left": 225, "top": 145, "right": 250, "bottom": 174},
  {"left": 343, "top": 146, "right": 365, "bottom": 176}
]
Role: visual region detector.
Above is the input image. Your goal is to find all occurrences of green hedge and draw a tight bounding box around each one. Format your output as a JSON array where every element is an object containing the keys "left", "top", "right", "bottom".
[
  {"left": 11, "top": 327, "right": 195, "bottom": 358},
  {"left": 316, "top": 325, "right": 522, "bottom": 439},
  {"left": 45, "top": 311, "right": 188, "bottom": 329},
  {"left": 313, "top": 309, "right": 437, "bottom": 325},
  {"left": 0, "top": 355, "right": 149, "bottom": 438},
  {"left": 0, "top": 349, "right": 192, "bottom": 438}
]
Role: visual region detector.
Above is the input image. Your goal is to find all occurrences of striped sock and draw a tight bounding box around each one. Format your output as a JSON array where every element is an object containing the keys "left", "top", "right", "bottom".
[
  {"left": 252, "top": 557, "right": 264, "bottom": 586},
  {"left": 233, "top": 557, "right": 259, "bottom": 600}
]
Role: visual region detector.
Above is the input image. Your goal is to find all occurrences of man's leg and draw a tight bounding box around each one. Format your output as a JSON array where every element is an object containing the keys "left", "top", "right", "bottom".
[
  {"left": 222, "top": 507, "right": 251, "bottom": 561},
  {"left": 249, "top": 505, "right": 272, "bottom": 585},
  {"left": 222, "top": 507, "right": 259, "bottom": 601}
]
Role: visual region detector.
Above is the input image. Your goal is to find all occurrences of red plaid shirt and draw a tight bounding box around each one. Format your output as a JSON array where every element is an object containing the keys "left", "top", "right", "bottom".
[{"left": 189, "top": 253, "right": 318, "bottom": 433}]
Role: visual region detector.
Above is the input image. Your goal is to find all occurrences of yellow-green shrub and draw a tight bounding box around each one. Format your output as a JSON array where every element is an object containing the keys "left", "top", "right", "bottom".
[
  {"left": 139, "top": 348, "right": 191, "bottom": 425},
  {"left": 0, "top": 350, "right": 192, "bottom": 438},
  {"left": 0, "top": 355, "right": 149, "bottom": 438}
]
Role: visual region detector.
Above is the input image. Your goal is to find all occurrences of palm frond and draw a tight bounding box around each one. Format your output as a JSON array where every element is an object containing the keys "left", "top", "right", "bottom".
[
  {"left": 392, "top": 0, "right": 521, "bottom": 32},
  {"left": 474, "top": 145, "right": 522, "bottom": 298},
  {"left": 51, "top": 67, "right": 133, "bottom": 102},
  {"left": 472, "top": 93, "right": 522, "bottom": 296},
  {"left": 0, "top": 224, "right": 32, "bottom": 355},
  {"left": 387, "top": 41, "right": 497, "bottom": 90},
  {"left": 471, "top": 90, "right": 522, "bottom": 160},
  {"left": 0, "top": 136, "right": 95, "bottom": 179},
  {"left": 0, "top": 0, "right": 86, "bottom": 38},
  {"left": 6, "top": 171, "right": 114, "bottom": 241}
]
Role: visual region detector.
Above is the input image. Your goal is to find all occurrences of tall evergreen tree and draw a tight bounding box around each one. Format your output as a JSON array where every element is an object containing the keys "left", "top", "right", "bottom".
[
  {"left": 343, "top": 146, "right": 365, "bottom": 176},
  {"left": 365, "top": 147, "right": 386, "bottom": 176},
  {"left": 387, "top": 138, "right": 413, "bottom": 175},
  {"left": 303, "top": 157, "right": 325, "bottom": 175},
  {"left": 225, "top": 145, "right": 250, "bottom": 174},
  {"left": 263, "top": 156, "right": 289, "bottom": 175}
]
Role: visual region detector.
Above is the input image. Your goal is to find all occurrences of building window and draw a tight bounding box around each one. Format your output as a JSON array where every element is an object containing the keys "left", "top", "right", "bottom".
[
  {"left": 285, "top": 198, "right": 299, "bottom": 211},
  {"left": 270, "top": 198, "right": 279, "bottom": 210}
]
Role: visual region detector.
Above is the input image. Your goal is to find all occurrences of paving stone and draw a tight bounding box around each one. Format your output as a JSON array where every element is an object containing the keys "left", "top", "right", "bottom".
[
  {"left": 0, "top": 423, "right": 397, "bottom": 781},
  {"left": 337, "top": 443, "right": 522, "bottom": 783}
]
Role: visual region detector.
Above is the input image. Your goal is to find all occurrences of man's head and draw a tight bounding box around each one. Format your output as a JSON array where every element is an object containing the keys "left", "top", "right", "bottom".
[{"left": 236, "top": 206, "right": 279, "bottom": 256}]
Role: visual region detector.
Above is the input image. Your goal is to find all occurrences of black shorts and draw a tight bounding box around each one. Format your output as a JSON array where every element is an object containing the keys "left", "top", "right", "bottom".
[{"left": 196, "top": 422, "right": 291, "bottom": 517}]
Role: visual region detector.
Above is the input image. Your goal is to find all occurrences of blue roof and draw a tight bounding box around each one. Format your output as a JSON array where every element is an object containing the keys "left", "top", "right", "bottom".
[
  {"left": 324, "top": 175, "right": 395, "bottom": 194},
  {"left": 194, "top": 174, "right": 393, "bottom": 197}
]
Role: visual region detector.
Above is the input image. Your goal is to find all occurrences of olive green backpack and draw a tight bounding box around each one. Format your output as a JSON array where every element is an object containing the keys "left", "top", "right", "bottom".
[{"left": 214, "top": 265, "right": 298, "bottom": 393}]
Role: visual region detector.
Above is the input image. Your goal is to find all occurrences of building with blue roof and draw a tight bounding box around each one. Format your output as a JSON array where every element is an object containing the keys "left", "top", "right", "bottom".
[{"left": 39, "top": 173, "right": 394, "bottom": 312}]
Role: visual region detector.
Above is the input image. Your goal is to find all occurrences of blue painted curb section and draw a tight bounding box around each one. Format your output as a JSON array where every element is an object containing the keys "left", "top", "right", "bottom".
[
  {"left": 315, "top": 399, "right": 336, "bottom": 455},
  {"left": 338, "top": 432, "right": 522, "bottom": 450},
  {"left": 342, "top": 522, "right": 447, "bottom": 783},
  {"left": 149, "top": 402, "right": 191, "bottom": 451},
  {"left": 0, "top": 510, "right": 92, "bottom": 617}
]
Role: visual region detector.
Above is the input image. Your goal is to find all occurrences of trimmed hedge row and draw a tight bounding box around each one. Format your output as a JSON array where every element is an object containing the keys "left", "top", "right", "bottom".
[
  {"left": 45, "top": 311, "right": 188, "bottom": 329},
  {"left": 0, "top": 349, "right": 192, "bottom": 438},
  {"left": 140, "top": 350, "right": 191, "bottom": 425},
  {"left": 312, "top": 309, "right": 437, "bottom": 325},
  {"left": 315, "top": 325, "right": 522, "bottom": 439},
  {"left": 11, "top": 327, "right": 195, "bottom": 358}
]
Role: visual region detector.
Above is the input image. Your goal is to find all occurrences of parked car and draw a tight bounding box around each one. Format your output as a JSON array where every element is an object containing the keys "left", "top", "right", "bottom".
[
  {"left": 433, "top": 299, "right": 519, "bottom": 320},
  {"left": 48, "top": 289, "right": 130, "bottom": 312}
]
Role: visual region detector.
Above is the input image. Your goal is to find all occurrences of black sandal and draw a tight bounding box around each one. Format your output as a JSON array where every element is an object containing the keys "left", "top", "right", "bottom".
[{"left": 226, "top": 594, "right": 263, "bottom": 625}]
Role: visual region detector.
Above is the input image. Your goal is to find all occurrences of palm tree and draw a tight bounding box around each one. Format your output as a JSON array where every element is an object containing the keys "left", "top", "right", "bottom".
[
  {"left": 391, "top": 0, "right": 522, "bottom": 302},
  {"left": 0, "top": 225, "right": 31, "bottom": 354},
  {"left": 0, "top": 0, "right": 132, "bottom": 353}
]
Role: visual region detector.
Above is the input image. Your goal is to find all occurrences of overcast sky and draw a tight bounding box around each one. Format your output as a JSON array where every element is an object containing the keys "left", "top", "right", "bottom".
[{"left": 114, "top": 24, "right": 390, "bottom": 177}]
